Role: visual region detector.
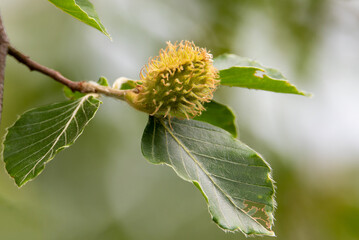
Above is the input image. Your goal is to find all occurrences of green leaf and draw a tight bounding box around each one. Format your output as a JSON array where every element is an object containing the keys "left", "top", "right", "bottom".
[
  {"left": 214, "top": 54, "right": 310, "bottom": 96},
  {"left": 119, "top": 79, "right": 139, "bottom": 90},
  {"left": 141, "top": 116, "right": 275, "bottom": 236},
  {"left": 64, "top": 78, "right": 108, "bottom": 100},
  {"left": 194, "top": 101, "right": 238, "bottom": 138},
  {"left": 48, "top": 0, "right": 111, "bottom": 39},
  {"left": 97, "top": 76, "right": 109, "bottom": 87},
  {"left": 63, "top": 86, "right": 86, "bottom": 100},
  {"left": 3, "top": 95, "right": 101, "bottom": 187}
]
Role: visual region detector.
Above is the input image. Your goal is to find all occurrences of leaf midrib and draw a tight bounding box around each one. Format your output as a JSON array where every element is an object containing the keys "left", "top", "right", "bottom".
[
  {"left": 18, "top": 96, "right": 89, "bottom": 184},
  {"left": 159, "top": 119, "right": 266, "bottom": 230}
]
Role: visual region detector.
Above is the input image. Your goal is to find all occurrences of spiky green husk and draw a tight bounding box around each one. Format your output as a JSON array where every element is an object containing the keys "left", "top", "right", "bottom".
[{"left": 125, "top": 41, "right": 219, "bottom": 119}]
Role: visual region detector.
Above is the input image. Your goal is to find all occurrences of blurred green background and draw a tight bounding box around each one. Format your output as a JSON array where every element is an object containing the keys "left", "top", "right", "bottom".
[{"left": 1, "top": 0, "right": 359, "bottom": 239}]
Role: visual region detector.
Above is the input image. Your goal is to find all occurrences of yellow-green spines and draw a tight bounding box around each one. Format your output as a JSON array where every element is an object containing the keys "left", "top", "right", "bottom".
[{"left": 125, "top": 41, "right": 219, "bottom": 119}]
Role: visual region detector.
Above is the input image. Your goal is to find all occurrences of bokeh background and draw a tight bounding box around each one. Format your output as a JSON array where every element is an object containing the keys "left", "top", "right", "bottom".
[{"left": 1, "top": 0, "right": 359, "bottom": 239}]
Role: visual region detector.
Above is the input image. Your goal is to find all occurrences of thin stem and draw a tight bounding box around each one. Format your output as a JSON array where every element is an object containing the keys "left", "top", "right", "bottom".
[
  {"left": 7, "top": 46, "right": 81, "bottom": 91},
  {"left": 1, "top": 12, "right": 135, "bottom": 107},
  {"left": 7, "top": 46, "right": 130, "bottom": 100}
]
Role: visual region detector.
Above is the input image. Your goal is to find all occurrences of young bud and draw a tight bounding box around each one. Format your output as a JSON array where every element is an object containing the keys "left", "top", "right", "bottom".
[{"left": 125, "top": 41, "right": 219, "bottom": 119}]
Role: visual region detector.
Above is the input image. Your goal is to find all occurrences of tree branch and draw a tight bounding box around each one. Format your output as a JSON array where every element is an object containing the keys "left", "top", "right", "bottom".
[
  {"left": 7, "top": 46, "right": 83, "bottom": 91},
  {"left": 0, "top": 13, "right": 9, "bottom": 126},
  {"left": 7, "top": 46, "right": 130, "bottom": 100},
  {"left": 0, "top": 12, "right": 132, "bottom": 105}
]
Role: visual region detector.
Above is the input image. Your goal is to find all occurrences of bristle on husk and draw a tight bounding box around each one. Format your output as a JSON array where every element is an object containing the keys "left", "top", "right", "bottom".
[{"left": 125, "top": 41, "right": 219, "bottom": 119}]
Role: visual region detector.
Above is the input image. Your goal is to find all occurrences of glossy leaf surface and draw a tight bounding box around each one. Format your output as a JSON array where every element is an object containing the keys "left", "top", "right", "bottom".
[
  {"left": 215, "top": 54, "right": 309, "bottom": 96},
  {"left": 3, "top": 95, "right": 101, "bottom": 187},
  {"left": 194, "top": 101, "right": 237, "bottom": 138},
  {"left": 48, "top": 0, "right": 110, "bottom": 38},
  {"left": 141, "top": 116, "right": 275, "bottom": 236}
]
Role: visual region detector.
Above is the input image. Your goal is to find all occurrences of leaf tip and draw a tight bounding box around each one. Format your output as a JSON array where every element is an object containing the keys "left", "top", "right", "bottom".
[
  {"left": 302, "top": 91, "right": 313, "bottom": 97},
  {"left": 103, "top": 31, "right": 112, "bottom": 41}
]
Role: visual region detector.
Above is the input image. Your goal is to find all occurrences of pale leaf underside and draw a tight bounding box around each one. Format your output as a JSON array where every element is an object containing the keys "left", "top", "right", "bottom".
[{"left": 141, "top": 117, "right": 276, "bottom": 236}]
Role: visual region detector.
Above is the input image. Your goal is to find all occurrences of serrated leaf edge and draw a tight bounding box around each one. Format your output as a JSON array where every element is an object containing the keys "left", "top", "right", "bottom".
[
  {"left": 2, "top": 95, "right": 101, "bottom": 187},
  {"left": 144, "top": 118, "right": 275, "bottom": 236}
]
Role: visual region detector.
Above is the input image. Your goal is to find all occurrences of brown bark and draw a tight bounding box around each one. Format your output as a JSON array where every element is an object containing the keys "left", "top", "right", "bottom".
[{"left": 0, "top": 13, "right": 9, "bottom": 125}]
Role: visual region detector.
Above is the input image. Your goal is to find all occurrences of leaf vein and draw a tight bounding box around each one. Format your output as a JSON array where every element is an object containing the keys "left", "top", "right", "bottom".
[
  {"left": 192, "top": 151, "right": 268, "bottom": 169},
  {"left": 13, "top": 104, "right": 79, "bottom": 128},
  {"left": 12, "top": 96, "right": 89, "bottom": 180},
  {"left": 161, "top": 120, "right": 263, "bottom": 227},
  {"left": 173, "top": 132, "right": 240, "bottom": 151},
  {"left": 210, "top": 173, "right": 273, "bottom": 190}
]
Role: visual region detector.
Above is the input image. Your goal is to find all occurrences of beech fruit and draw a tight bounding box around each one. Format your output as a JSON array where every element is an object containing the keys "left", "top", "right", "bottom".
[{"left": 125, "top": 41, "right": 219, "bottom": 119}]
